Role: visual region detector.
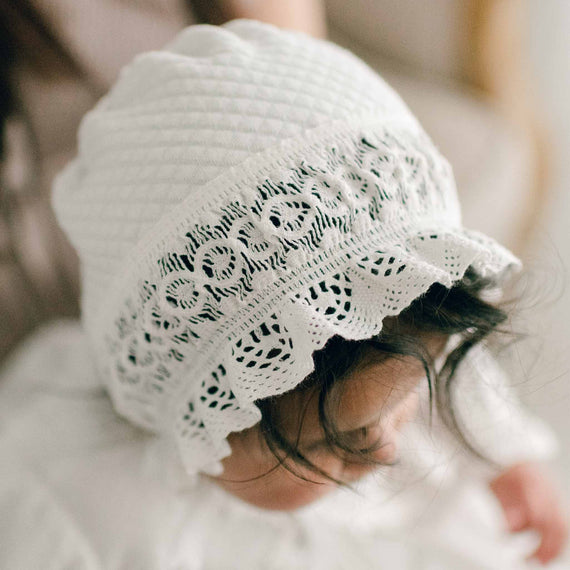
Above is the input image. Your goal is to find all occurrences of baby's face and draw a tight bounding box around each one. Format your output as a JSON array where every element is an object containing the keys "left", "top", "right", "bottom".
[{"left": 210, "top": 339, "right": 444, "bottom": 511}]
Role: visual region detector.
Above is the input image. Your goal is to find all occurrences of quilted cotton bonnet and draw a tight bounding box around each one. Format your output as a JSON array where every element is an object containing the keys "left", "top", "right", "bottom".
[{"left": 53, "top": 20, "right": 520, "bottom": 476}]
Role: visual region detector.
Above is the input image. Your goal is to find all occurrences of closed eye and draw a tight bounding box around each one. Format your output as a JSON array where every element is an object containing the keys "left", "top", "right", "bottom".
[
  {"left": 347, "top": 426, "right": 378, "bottom": 453},
  {"left": 303, "top": 424, "right": 375, "bottom": 453},
  {"left": 304, "top": 426, "right": 397, "bottom": 466}
]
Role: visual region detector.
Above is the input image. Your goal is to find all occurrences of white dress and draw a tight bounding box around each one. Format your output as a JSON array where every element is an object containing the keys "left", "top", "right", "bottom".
[{"left": 0, "top": 320, "right": 559, "bottom": 569}]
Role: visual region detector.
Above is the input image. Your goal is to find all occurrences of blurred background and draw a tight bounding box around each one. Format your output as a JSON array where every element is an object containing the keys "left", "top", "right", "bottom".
[
  {"left": 521, "top": 0, "right": 570, "bottom": 509},
  {"left": 0, "top": 0, "right": 568, "bottom": 552}
]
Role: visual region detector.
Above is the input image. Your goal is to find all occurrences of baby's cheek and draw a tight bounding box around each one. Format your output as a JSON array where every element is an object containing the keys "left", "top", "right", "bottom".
[
  {"left": 211, "top": 428, "right": 339, "bottom": 511},
  {"left": 215, "top": 461, "right": 337, "bottom": 511},
  {"left": 261, "top": 470, "right": 337, "bottom": 510}
]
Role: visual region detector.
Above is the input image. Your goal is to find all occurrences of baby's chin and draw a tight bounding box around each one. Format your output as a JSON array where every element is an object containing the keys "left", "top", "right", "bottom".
[
  {"left": 213, "top": 472, "right": 340, "bottom": 512},
  {"left": 235, "top": 486, "right": 335, "bottom": 512}
]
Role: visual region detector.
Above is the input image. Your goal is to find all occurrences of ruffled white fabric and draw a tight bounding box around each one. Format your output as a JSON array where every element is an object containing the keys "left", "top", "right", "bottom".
[{"left": 53, "top": 20, "right": 520, "bottom": 476}]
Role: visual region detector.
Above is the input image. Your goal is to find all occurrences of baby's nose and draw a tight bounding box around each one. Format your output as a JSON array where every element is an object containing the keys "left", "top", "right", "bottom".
[
  {"left": 374, "top": 444, "right": 398, "bottom": 465},
  {"left": 373, "top": 392, "right": 420, "bottom": 464},
  {"left": 371, "top": 425, "right": 399, "bottom": 465}
]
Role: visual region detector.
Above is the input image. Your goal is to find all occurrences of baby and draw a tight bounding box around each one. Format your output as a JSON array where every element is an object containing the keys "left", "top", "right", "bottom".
[{"left": 0, "top": 19, "right": 567, "bottom": 569}]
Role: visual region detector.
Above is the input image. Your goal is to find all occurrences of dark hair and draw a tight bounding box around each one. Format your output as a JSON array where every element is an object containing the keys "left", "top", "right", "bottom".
[{"left": 256, "top": 266, "right": 510, "bottom": 484}]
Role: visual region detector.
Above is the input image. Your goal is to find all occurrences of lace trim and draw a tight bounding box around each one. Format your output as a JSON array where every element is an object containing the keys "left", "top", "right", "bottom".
[
  {"left": 89, "top": 118, "right": 519, "bottom": 475},
  {"left": 88, "top": 115, "right": 421, "bottom": 335}
]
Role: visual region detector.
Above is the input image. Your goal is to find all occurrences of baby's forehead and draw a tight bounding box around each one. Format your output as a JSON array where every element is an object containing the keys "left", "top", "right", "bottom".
[
  {"left": 336, "top": 355, "right": 426, "bottom": 421},
  {"left": 274, "top": 351, "right": 426, "bottom": 439}
]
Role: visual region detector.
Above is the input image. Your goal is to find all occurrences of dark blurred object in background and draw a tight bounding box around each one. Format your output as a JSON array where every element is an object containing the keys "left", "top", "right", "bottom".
[
  {"left": 0, "top": 0, "right": 193, "bottom": 362},
  {"left": 0, "top": 0, "right": 87, "bottom": 362}
]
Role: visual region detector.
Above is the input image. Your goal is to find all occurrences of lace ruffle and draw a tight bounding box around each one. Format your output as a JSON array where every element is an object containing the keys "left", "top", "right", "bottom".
[{"left": 87, "top": 120, "right": 519, "bottom": 475}]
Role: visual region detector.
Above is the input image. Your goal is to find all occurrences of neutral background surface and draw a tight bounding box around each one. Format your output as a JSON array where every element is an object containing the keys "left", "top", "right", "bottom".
[{"left": 519, "top": 0, "right": 570, "bottom": 547}]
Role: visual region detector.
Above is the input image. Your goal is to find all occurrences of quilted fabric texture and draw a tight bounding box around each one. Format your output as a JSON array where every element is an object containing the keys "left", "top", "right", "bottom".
[{"left": 52, "top": 20, "right": 520, "bottom": 476}]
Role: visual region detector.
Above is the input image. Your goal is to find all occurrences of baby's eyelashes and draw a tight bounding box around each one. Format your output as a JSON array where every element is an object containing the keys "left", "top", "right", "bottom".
[{"left": 303, "top": 427, "right": 399, "bottom": 468}]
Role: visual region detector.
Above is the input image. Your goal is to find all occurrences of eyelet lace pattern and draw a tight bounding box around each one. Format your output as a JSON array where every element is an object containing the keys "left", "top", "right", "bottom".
[{"left": 74, "top": 120, "right": 520, "bottom": 476}]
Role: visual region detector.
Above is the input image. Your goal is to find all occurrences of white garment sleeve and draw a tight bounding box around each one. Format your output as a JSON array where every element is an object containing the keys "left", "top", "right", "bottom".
[
  {"left": 0, "top": 321, "right": 196, "bottom": 570},
  {"left": 449, "top": 344, "right": 558, "bottom": 476},
  {"left": 385, "top": 342, "right": 559, "bottom": 499}
]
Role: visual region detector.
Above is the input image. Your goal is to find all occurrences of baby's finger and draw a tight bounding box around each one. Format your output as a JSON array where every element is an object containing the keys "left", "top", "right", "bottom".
[
  {"left": 528, "top": 514, "right": 569, "bottom": 565},
  {"left": 503, "top": 505, "right": 530, "bottom": 533}
]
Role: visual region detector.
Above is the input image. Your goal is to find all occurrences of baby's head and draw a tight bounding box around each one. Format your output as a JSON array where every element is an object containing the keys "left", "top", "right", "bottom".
[
  {"left": 214, "top": 269, "right": 507, "bottom": 509},
  {"left": 53, "top": 21, "right": 519, "bottom": 510}
]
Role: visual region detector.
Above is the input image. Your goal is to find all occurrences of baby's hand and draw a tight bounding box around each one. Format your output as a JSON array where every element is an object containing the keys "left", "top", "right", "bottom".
[{"left": 489, "top": 462, "right": 569, "bottom": 565}]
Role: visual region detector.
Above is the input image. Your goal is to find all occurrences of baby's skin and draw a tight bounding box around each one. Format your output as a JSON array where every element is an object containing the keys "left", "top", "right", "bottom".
[
  {"left": 490, "top": 462, "right": 568, "bottom": 565},
  {"left": 211, "top": 337, "right": 568, "bottom": 565}
]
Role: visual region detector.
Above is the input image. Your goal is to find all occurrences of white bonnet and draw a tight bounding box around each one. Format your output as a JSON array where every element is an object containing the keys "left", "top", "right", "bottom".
[{"left": 53, "top": 20, "right": 520, "bottom": 476}]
